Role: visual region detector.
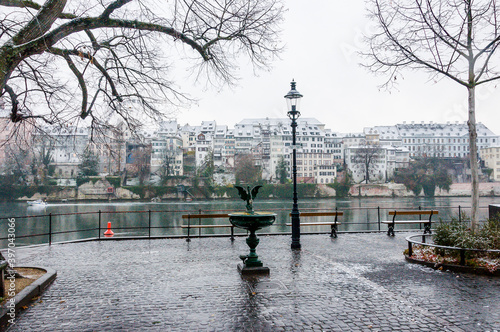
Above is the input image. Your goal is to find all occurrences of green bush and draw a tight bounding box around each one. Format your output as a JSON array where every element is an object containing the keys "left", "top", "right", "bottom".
[
  {"left": 105, "top": 176, "right": 121, "bottom": 188},
  {"left": 213, "top": 186, "right": 239, "bottom": 198},
  {"left": 257, "top": 184, "right": 316, "bottom": 199},
  {"left": 124, "top": 186, "right": 177, "bottom": 199},
  {"left": 210, "top": 184, "right": 317, "bottom": 199},
  {"left": 76, "top": 175, "right": 90, "bottom": 187},
  {"left": 0, "top": 184, "right": 61, "bottom": 201},
  {"left": 154, "top": 186, "right": 177, "bottom": 197},
  {"left": 434, "top": 217, "right": 500, "bottom": 251}
]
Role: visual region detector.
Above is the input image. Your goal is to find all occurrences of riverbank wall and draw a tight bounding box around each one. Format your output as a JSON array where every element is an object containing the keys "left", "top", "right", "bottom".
[
  {"left": 347, "top": 182, "right": 500, "bottom": 197},
  {"left": 17, "top": 180, "right": 500, "bottom": 201}
]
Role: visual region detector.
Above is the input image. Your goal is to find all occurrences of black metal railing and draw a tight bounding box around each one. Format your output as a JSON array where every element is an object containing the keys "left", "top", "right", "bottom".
[
  {"left": 0, "top": 204, "right": 490, "bottom": 248},
  {"left": 406, "top": 234, "right": 500, "bottom": 266}
]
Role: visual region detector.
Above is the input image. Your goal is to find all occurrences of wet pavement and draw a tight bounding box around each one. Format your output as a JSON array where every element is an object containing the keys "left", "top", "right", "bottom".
[{"left": 4, "top": 233, "right": 500, "bottom": 331}]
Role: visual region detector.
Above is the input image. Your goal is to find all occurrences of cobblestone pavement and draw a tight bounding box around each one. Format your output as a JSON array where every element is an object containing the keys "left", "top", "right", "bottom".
[{"left": 4, "top": 233, "right": 500, "bottom": 331}]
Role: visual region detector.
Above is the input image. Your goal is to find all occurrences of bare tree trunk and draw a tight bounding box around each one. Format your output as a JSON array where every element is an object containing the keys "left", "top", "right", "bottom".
[{"left": 467, "top": 85, "right": 479, "bottom": 229}]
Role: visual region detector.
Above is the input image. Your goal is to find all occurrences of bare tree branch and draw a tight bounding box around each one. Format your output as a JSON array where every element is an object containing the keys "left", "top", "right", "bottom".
[
  {"left": 0, "top": 0, "right": 76, "bottom": 19},
  {"left": 11, "top": 0, "right": 67, "bottom": 45},
  {"left": 0, "top": 0, "right": 284, "bottom": 140}
]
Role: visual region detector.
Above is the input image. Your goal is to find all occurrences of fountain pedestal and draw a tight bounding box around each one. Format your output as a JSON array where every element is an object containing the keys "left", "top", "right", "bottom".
[{"left": 229, "top": 212, "right": 276, "bottom": 276}]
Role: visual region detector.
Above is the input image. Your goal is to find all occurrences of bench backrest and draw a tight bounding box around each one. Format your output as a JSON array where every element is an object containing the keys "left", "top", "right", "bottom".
[
  {"left": 389, "top": 210, "right": 438, "bottom": 222},
  {"left": 289, "top": 212, "right": 343, "bottom": 217},
  {"left": 182, "top": 213, "right": 229, "bottom": 219},
  {"left": 388, "top": 210, "right": 438, "bottom": 216}
]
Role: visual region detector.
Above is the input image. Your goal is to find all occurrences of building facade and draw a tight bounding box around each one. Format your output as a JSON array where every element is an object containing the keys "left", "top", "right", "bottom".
[{"left": 480, "top": 146, "right": 500, "bottom": 181}]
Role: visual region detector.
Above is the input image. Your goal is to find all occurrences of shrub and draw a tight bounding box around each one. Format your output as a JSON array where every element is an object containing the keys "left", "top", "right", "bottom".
[
  {"left": 106, "top": 176, "right": 121, "bottom": 188},
  {"left": 411, "top": 217, "right": 500, "bottom": 271},
  {"left": 76, "top": 175, "right": 90, "bottom": 187},
  {"left": 434, "top": 217, "right": 500, "bottom": 250}
]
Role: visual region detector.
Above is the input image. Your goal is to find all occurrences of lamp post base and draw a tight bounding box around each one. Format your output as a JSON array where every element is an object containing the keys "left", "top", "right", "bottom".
[
  {"left": 291, "top": 241, "right": 301, "bottom": 250},
  {"left": 237, "top": 264, "right": 270, "bottom": 276}
]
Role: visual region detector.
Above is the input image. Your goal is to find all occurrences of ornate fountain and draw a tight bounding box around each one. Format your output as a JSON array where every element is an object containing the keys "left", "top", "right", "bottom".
[{"left": 229, "top": 185, "right": 276, "bottom": 275}]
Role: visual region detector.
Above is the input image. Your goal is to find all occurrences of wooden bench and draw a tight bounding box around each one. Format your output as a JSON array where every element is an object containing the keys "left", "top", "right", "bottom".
[
  {"left": 181, "top": 213, "right": 233, "bottom": 242},
  {"left": 381, "top": 210, "right": 438, "bottom": 236},
  {"left": 286, "top": 211, "right": 343, "bottom": 238}
]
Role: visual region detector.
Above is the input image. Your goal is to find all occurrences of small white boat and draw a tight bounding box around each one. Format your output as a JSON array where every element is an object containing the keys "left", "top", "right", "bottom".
[{"left": 27, "top": 199, "right": 47, "bottom": 206}]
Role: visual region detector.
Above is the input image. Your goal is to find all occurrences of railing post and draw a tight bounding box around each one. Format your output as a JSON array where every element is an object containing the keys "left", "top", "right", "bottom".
[
  {"left": 419, "top": 205, "right": 422, "bottom": 230},
  {"left": 148, "top": 210, "right": 151, "bottom": 238},
  {"left": 186, "top": 215, "right": 191, "bottom": 242},
  {"left": 460, "top": 249, "right": 465, "bottom": 266},
  {"left": 377, "top": 206, "right": 381, "bottom": 231},
  {"left": 408, "top": 241, "right": 412, "bottom": 257},
  {"left": 48, "top": 213, "right": 52, "bottom": 246},
  {"left": 198, "top": 209, "right": 202, "bottom": 238},
  {"left": 230, "top": 226, "right": 234, "bottom": 242},
  {"left": 459, "top": 205, "right": 462, "bottom": 222},
  {"left": 98, "top": 210, "right": 101, "bottom": 240}
]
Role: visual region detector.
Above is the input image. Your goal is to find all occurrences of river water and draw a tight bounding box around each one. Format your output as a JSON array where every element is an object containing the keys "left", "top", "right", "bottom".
[{"left": 0, "top": 196, "right": 498, "bottom": 248}]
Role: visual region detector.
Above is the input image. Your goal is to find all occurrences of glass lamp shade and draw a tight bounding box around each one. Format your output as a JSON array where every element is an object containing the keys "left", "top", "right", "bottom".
[{"left": 284, "top": 80, "right": 303, "bottom": 112}]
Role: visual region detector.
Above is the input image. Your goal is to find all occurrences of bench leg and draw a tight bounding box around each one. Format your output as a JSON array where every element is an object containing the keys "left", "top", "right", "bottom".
[
  {"left": 330, "top": 224, "right": 338, "bottom": 238},
  {"left": 387, "top": 224, "right": 395, "bottom": 236},
  {"left": 423, "top": 223, "right": 432, "bottom": 234},
  {"left": 186, "top": 224, "right": 191, "bottom": 242}
]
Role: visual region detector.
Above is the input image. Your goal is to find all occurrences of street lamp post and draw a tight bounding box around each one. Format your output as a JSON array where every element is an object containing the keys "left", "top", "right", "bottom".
[{"left": 284, "top": 80, "right": 303, "bottom": 250}]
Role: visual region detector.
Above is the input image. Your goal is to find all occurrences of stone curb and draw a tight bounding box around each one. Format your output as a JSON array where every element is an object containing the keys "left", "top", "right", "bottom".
[
  {"left": 0, "top": 266, "right": 57, "bottom": 328},
  {"left": 405, "top": 255, "right": 500, "bottom": 276}
]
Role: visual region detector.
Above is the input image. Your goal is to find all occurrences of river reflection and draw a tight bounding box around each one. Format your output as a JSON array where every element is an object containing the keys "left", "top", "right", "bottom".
[{"left": 0, "top": 196, "right": 497, "bottom": 248}]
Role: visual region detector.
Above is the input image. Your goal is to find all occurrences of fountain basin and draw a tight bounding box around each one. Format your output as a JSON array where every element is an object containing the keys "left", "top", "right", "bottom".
[{"left": 228, "top": 212, "right": 276, "bottom": 230}]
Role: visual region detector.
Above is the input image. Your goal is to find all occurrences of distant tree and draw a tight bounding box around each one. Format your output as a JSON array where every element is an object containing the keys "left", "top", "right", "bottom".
[
  {"left": 330, "top": 172, "right": 352, "bottom": 198},
  {"left": 235, "top": 154, "right": 261, "bottom": 185},
  {"left": 198, "top": 149, "right": 215, "bottom": 191},
  {"left": 129, "top": 146, "right": 151, "bottom": 185},
  {"left": 364, "top": 0, "right": 500, "bottom": 228},
  {"left": 158, "top": 148, "right": 181, "bottom": 184},
  {"left": 275, "top": 155, "right": 288, "bottom": 184},
  {"left": 31, "top": 144, "right": 54, "bottom": 184},
  {"left": 395, "top": 158, "right": 452, "bottom": 197},
  {"left": 78, "top": 149, "right": 99, "bottom": 177},
  {"left": 2, "top": 146, "right": 30, "bottom": 185},
  {"left": 351, "top": 141, "right": 383, "bottom": 183}
]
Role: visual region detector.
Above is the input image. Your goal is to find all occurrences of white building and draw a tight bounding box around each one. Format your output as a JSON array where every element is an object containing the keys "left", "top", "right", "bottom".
[
  {"left": 234, "top": 118, "right": 340, "bottom": 183},
  {"left": 195, "top": 132, "right": 214, "bottom": 167},
  {"left": 36, "top": 126, "right": 89, "bottom": 178},
  {"left": 150, "top": 121, "right": 184, "bottom": 176},
  {"left": 397, "top": 121, "right": 498, "bottom": 158},
  {"left": 480, "top": 146, "right": 500, "bottom": 181},
  {"left": 213, "top": 125, "right": 228, "bottom": 168}
]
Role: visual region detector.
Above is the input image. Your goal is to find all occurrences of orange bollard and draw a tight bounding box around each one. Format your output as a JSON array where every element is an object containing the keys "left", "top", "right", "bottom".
[{"left": 104, "top": 222, "right": 114, "bottom": 237}]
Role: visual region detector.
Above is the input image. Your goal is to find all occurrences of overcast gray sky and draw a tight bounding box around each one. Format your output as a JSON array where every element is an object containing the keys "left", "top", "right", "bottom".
[{"left": 175, "top": 0, "right": 500, "bottom": 135}]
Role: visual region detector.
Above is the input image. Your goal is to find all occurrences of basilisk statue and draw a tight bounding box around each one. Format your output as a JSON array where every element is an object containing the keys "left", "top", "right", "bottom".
[{"left": 234, "top": 185, "right": 262, "bottom": 213}]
